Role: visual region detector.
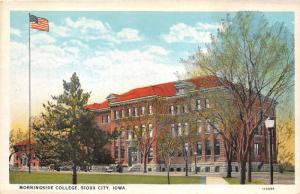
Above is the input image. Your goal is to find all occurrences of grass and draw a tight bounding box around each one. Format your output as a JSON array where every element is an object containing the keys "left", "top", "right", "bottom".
[
  {"left": 10, "top": 171, "right": 201, "bottom": 184},
  {"left": 223, "top": 177, "right": 264, "bottom": 184}
]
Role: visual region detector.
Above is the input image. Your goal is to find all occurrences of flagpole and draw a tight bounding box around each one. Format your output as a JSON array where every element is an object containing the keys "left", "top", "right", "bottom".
[{"left": 28, "top": 12, "right": 31, "bottom": 174}]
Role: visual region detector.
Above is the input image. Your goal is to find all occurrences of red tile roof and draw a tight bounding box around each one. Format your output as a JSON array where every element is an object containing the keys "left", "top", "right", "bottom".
[
  {"left": 85, "top": 101, "right": 109, "bottom": 110},
  {"left": 188, "top": 75, "right": 222, "bottom": 89},
  {"left": 112, "top": 81, "right": 177, "bottom": 103},
  {"left": 15, "top": 139, "right": 36, "bottom": 146},
  {"left": 86, "top": 76, "right": 222, "bottom": 111}
]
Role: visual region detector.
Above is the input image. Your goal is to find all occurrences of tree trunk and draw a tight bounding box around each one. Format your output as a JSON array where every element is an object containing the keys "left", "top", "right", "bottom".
[
  {"left": 143, "top": 154, "right": 147, "bottom": 173},
  {"left": 185, "top": 156, "right": 188, "bottom": 176},
  {"left": 225, "top": 144, "right": 232, "bottom": 178},
  {"left": 247, "top": 150, "right": 252, "bottom": 182},
  {"left": 226, "top": 158, "right": 232, "bottom": 178},
  {"left": 72, "top": 164, "right": 77, "bottom": 184},
  {"left": 167, "top": 165, "right": 170, "bottom": 184},
  {"left": 240, "top": 160, "right": 246, "bottom": 184}
]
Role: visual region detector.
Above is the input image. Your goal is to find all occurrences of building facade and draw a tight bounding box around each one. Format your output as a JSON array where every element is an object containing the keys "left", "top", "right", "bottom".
[
  {"left": 9, "top": 140, "right": 40, "bottom": 171},
  {"left": 86, "top": 76, "right": 277, "bottom": 173}
]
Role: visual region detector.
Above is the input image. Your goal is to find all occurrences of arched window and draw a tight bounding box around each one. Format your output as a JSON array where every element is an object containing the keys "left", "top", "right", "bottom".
[
  {"left": 178, "top": 123, "right": 182, "bottom": 136},
  {"left": 184, "top": 123, "right": 189, "bottom": 136},
  {"left": 149, "top": 124, "right": 154, "bottom": 138}
]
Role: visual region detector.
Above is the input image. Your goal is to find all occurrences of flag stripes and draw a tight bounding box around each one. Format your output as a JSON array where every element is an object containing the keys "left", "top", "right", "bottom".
[{"left": 30, "top": 15, "right": 49, "bottom": 32}]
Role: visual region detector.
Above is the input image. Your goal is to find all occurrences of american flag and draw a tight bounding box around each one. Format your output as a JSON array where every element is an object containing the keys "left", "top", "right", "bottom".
[{"left": 30, "top": 14, "right": 49, "bottom": 32}]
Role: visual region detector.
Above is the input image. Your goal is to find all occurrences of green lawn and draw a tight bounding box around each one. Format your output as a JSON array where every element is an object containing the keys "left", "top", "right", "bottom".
[
  {"left": 223, "top": 177, "right": 264, "bottom": 184},
  {"left": 10, "top": 171, "right": 201, "bottom": 184}
]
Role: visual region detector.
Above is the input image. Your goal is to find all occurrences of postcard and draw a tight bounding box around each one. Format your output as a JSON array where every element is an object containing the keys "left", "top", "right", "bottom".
[{"left": 0, "top": 1, "right": 299, "bottom": 194}]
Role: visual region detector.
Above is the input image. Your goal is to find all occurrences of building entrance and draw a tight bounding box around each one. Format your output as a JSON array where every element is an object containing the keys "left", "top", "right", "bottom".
[{"left": 128, "top": 147, "right": 138, "bottom": 166}]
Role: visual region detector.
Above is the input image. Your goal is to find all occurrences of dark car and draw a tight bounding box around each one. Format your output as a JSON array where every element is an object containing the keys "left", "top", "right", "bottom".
[{"left": 59, "top": 165, "right": 72, "bottom": 171}]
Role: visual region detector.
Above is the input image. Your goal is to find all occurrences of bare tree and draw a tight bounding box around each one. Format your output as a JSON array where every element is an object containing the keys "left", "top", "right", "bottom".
[
  {"left": 199, "top": 91, "right": 240, "bottom": 178},
  {"left": 157, "top": 127, "right": 181, "bottom": 184},
  {"left": 118, "top": 97, "right": 163, "bottom": 173},
  {"left": 183, "top": 12, "right": 294, "bottom": 184}
]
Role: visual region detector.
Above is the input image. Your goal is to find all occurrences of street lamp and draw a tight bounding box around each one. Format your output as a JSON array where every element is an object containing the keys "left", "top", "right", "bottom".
[
  {"left": 184, "top": 144, "right": 189, "bottom": 176},
  {"left": 265, "top": 117, "right": 275, "bottom": 185},
  {"left": 194, "top": 152, "right": 198, "bottom": 174}
]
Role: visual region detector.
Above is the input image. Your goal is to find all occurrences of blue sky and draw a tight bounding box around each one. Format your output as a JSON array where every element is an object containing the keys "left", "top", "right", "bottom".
[{"left": 10, "top": 11, "right": 294, "bottom": 129}]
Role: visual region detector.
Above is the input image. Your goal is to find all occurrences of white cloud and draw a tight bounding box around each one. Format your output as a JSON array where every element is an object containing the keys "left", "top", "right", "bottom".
[
  {"left": 10, "top": 42, "right": 28, "bottom": 67},
  {"left": 144, "top": 45, "right": 170, "bottom": 56},
  {"left": 82, "top": 47, "right": 182, "bottom": 98},
  {"left": 162, "top": 22, "right": 220, "bottom": 43},
  {"left": 50, "top": 22, "right": 70, "bottom": 37},
  {"left": 116, "top": 28, "right": 143, "bottom": 42},
  {"left": 50, "top": 17, "right": 143, "bottom": 44},
  {"left": 10, "top": 40, "right": 81, "bottom": 70},
  {"left": 196, "top": 22, "right": 221, "bottom": 30},
  {"left": 31, "top": 33, "right": 56, "bottom": 45},
  {"left": 65, "top": 17, "right": 110, "bottom": 34},
  {"left": 11, "top": 28, "right": 21, "bottom": 37}
]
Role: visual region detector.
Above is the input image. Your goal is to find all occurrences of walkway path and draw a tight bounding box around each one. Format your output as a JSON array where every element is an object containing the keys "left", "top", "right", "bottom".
[{"left": 206, "top": 176, "right": 229, "bottom": 184}]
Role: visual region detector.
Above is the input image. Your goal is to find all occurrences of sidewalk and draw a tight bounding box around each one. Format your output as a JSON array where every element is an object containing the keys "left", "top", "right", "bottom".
[{"left": 206, "top": 176, "right": 229, "bottom": 184}]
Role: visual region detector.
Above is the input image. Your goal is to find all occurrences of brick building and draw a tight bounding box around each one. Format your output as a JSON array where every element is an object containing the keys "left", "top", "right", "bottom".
[
  {"left": 86, "top": 76, "right": 276, "bottom": 173},
  {"left": 9, "top": 140, "right": 40, "bottom": 171}
]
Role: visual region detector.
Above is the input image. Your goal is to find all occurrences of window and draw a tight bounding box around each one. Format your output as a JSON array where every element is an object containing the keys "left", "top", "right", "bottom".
[
  {"left": 196, "top": 99, "right": 201, "bottom": 110},
  {"left": 184, "top": 104, "right": 189, "bottom": 113},
  {"left": 142, "top": 124, "right": 146, "bottom": 137},
  {"left": 214, "top": 140, "right": 220, "bottom": 156},
  {"left": 22, "top": 156, "right": 27, "bottom": 166},
  {"left": 177, "top": 150, "right": 182, "bottom": 157},
  {"left": 128, "top": 130, "right": 132, "bottom": 140},
  {"left": 149, "top": 147, "right": 154, "bottom": 158},
  {"left": 134, "top": 107, "right": 138, "bottom": 117},
  {"left": 184, "top": 123, "right": 189, "bottom": 136},
  {"left": 197, "top": 122, "right": 202, "bottom": 135},
  {"left": 206, "top": 120, "right": 211, "bottom": 133},
  {"left": 254, "top": 143, "right": 261, "bottom": 155},
  {"left": 141, "top": 107, "right": 146, "bottom": 115},
  {"left": 197, "top": 142, "right": 202, "bottom": 156},
  {"left": 121, "top": 142, "right": 125, "bottom": 159},
  {"left": 134, "top": 126, "right": 139, "bottom": 139},
  {"left": 255, "top": 125, "right": 262, "bottom": 135},
  {"left": 149, "top": 105, "right": 153, "bottom": 114},
  {"left": 128, "top": 108, "right": 132, "bottom": 117},
  {"left": 121, "top": 110, "right": 125, "bottom": 118},
  {"left": 115, "top": 110, "right": 120, "bottom": 119},
  {"left": 177, "top": 88, "right": 185, "bottom": 94},
  {"left": 170, "top": 105, "right": 175, "bottom": 115},
  {"left": 177, "top": 105, "right": 181, "bottom": 114},
  {"left": 102, "top": 115, "right": 110, "bottom": 123},
  {"left": 149, "top": 124, "right": 154, "bottom": 138},
  {"left": 205, "top": 98, "right": 210, "bottom": 108},
  {"left": 114, "top": 141, "right": 118, "bottom": 159},
  {"left": 205, "top": 141, "right": 212, "bottom": 156},
  {"left": 120, "top": 130, "right": 125, "bottom": 139},
  {"left": 178, "top": 123, "right": 182, "bottom": 136},
  {"left": 171, "top": 124, "right": 176, "bottom": 137}
]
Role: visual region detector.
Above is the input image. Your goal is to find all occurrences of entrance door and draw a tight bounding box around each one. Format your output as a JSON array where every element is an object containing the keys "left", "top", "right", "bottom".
[{"left": 128, "top": 147, "right": 137, "bottom": 166}]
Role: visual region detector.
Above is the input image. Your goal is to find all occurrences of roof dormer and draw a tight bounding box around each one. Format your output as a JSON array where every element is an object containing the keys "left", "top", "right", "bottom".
[
  {"left": 175, "top": 80, "right": 195, "bottom": 95},
  {"left": 106, "top": 93, "right": 119, "bottom": 102}
]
